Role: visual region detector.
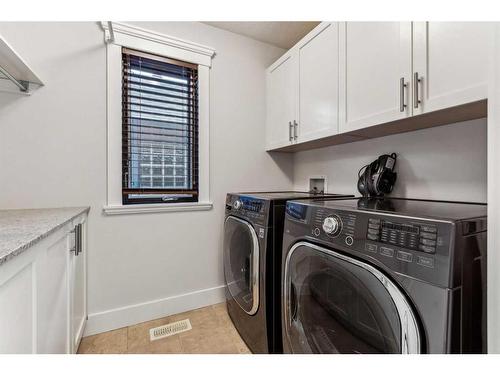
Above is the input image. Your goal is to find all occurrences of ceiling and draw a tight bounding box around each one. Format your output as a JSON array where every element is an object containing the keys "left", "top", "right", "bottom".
[{"left": 203, "top": 22, "right": 320, "bottom": 49}]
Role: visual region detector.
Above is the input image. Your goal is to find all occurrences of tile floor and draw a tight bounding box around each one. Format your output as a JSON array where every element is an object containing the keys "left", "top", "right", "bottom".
[{"left": 77, "top": 303, "right": 252, "bottom": 354}]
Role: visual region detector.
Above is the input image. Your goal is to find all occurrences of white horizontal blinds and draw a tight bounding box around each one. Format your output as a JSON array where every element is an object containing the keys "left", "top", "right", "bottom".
[{"left": 122, "top": 48, "right": 199, "bottom": 204}]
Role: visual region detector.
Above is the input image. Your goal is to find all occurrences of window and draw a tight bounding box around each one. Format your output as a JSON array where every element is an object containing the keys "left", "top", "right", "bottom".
[
  {"left": 103, "top": 22, "right": 213, "bottom": 214},
  {"left": 121, "top": 48, "right": 199, "bottom": 204}
]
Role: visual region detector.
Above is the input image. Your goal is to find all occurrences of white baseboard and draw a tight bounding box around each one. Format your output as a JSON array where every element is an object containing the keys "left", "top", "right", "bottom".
[{"left": 83, "top": 284, "right": 226, "bottom": 337}]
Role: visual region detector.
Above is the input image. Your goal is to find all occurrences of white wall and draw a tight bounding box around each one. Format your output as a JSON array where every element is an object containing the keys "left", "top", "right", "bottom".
[
  {"left": 293, "top": 118, "right": 487, "bottom": 203},
  {"left": 0, "top": 22, "right": 293, "bottom": 334},
  {"left": 488, "top": 24, "right": 500, "bottom": 353}
]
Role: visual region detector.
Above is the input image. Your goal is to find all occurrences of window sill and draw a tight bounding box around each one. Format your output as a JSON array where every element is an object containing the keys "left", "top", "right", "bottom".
[{"left": 102, "top": 202, "right": 213, "bottom": 215}]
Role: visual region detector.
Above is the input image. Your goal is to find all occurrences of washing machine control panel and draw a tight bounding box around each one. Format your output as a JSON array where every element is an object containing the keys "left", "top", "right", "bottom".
[{"left": 226, "top": 194, "right": 268, "bottom": 225}]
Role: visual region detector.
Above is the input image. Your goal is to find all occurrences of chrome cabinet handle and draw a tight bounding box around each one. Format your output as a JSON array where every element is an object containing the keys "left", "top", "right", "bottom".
[
  {"left": 413, "top": 72, "right": 422, "bottom": 109},
  {"left": 293, "top": 120, "right": 298, "bottom": 140},
  {"left": 70, "top": 225, "right": 78, "bottom": 254},
  {"left": 72, "top": 223, "right": 82, "bottom": 256},
  {"left": 77, "top": 224, "right": 82, "bottom": 256},
  {"left": 399, "top": 77, "right": 407, "bottom": 112},
  {"left": 288, "top": 121, "right": 293, "bottom": 141}
]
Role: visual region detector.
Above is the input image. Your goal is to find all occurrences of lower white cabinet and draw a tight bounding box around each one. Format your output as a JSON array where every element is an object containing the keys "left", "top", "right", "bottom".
[
  {"left": 37, "top": 231, "right": 71, "bottom": 353},
  {"left": 0, "top": 213, "right": 87, "bottom": 354},
  {"left": 69, "top": 217, "right": 87, "bottom": 354},
  {"left": 0, "top": 262, "right": 34, "bottom": 353}
]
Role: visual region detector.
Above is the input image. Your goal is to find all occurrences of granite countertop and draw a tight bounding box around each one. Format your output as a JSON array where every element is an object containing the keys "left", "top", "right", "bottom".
[{"left": 0, "top": 207, "right": 90, "bottom": 266}]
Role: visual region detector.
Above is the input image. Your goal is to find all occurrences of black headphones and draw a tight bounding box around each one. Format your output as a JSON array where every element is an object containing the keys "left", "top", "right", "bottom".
[{"left": 357, "top": 153, "right": 398, "bottom": 197}]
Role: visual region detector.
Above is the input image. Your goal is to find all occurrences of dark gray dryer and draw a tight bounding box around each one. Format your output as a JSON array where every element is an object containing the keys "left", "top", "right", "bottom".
[
  {"left": 223, "top": 192, "right": 353, "bottom": 353},
  {"left": 281, "top": 197, "right": 487, "bottom": 354}
]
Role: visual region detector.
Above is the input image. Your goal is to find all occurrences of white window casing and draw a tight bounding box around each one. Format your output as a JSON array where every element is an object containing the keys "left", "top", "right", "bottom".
[{"left": 101, "top": 22, "right": 214, "bottom": 215}]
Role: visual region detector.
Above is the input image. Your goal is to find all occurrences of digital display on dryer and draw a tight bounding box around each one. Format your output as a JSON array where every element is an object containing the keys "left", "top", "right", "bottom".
[
  {"left": 381, "top": 221, "right": 419, "bottom": 234},
  {"left": 286, "top": 203, "right": 308, "bottom": 221}
]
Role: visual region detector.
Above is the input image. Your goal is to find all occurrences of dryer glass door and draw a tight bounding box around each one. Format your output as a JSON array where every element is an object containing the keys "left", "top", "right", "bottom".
[
  {"left": 283, "top": 242, "right": 420, "bottom": 354},
  {"left": 223, "top": 216, "right": 260, "bottom": 315}
]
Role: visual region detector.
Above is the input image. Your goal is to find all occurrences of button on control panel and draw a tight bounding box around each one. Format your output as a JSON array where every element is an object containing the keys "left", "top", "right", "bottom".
[
  {"left": 345, "top": 235, "right": 354, "bottom": 246},
  {"left": 365, "top": 243, "right": 378, "bottom": 253},
  {"left": 380, "top": 247, "right": 394, "bottom": 258},
  {"left": 396, "top": 250, "right": 413, "bottom": 263},
  {"left": 417, "top": 255, "right": 435, "bottom": 268}
]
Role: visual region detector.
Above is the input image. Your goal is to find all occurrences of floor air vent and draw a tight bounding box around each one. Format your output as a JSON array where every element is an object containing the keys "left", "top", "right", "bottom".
[{"left": 149, "top": 319, "right": 192, "bottom": 341}]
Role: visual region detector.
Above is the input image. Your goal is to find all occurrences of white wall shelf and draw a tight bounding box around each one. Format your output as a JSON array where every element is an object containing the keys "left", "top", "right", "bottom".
[{"left": 0, "top": 34, "right": 43, "bottom": 95}]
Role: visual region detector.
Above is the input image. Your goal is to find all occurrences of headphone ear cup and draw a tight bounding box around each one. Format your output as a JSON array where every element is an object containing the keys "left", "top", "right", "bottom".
[
  {"left": 378, "top": 170, "right": 397, "bottom": 194},
  {"left": 372, "top": 172, "right": 382, "bottom": 196},
  {"left": 366, "top": 162, "right": 377, "bottom": 196},
  {"left": 357, "top": 173, "right": 366, "bottom": 196},
  {"left": 364, "top": 166, "right": 372, "bottom": 196},
  {"left": 357, "top": 166, "right": 369, "bottom": 196}
]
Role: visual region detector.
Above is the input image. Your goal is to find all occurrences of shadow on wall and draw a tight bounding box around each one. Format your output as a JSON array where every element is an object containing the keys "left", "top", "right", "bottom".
[
  {"left": 267, "top": 151, "right": 294, "bottom": 181},
  {"left": 389, "top": 154, "right": 428, "bottom": 199},
  {"left": 0, "top": 93, "right": 25, "bottom": 114},
  {"left": 292, "top": 118, "right": 487, "bottom": 202}
]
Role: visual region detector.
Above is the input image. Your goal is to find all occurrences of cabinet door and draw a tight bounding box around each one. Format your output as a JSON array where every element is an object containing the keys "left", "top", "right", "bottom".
[
  {"left": 266, "top": 52, "right": 297, "bottom": 150},
  {"left": 36, "top": 231, "right": 70, "bottom": 354},
  {"left": 413, "top": 22, "right": 492, "bottom": 115},
  {"left": 69, "top": 221, "right": 87, "bottom": 353},
  {"left": 0, "top": 261, "right": 35, "bottom": 353},
  {"left": 339, "top": 22, "right": 412, "bottom": 132},
  {"left": 297, "top": 22, "right": 339, "bottom": 143}
]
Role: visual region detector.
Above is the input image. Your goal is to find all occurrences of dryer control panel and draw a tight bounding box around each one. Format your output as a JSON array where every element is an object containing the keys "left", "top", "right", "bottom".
[
  {"left": 284, "top": 200, "right": 456, "bottom": 288},
  {"left": 366, "top": 219, "right": 438, "bottom": 254}
]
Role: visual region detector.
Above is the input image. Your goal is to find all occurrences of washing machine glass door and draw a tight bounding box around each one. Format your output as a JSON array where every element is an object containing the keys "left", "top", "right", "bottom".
[
  {"left": 223, "top": 216, "right": 260, "bottom": 315},
  {"left": 283, "top": 242, "right": 421, "bottom": 354}
]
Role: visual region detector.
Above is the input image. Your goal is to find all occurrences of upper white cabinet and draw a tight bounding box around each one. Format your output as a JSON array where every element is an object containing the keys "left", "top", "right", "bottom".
[
  {"left": 266, "top": 52, "right": 297, "bottom": 150},
  {"left": 339, "top": 22, "right": 412, "bottom": 133},
  {"left": 265, "top": 21, "right": 491, "bottom": 152},
  {"left": 412, "top": 22, "right": 492, "bottom": 115},
  {"left": 266, "top": 22, "right": 339, "bottom": 150},
  {"left": 297, "top": 23, "right": 340, "bottom": 142}
]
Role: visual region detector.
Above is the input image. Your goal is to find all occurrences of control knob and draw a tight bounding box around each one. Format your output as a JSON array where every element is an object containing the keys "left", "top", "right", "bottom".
[
  {"left": 322, "top": 216, "right": 341, "bottom": 236},
  {"left": 233, "top": 200, "right": 242, "bottom": 210}
]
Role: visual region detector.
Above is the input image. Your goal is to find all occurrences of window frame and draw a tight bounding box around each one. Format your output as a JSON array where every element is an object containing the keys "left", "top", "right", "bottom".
[{"left": 102, "top": 22, "right": 214, "bottom": 215}]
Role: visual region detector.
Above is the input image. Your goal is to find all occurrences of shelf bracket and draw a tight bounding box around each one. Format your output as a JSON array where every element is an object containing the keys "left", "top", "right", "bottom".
[
  {"left": 0, "top": 64, "right": 29, "bottom": 92},
  {"left": 105, "top": 21, "right": 115, "bottom": 44}
]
